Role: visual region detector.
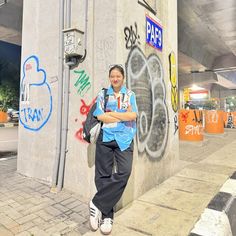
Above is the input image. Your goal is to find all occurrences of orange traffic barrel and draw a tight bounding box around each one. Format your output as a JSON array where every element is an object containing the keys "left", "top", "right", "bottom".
[
  {"left": 0, "top": 111, "right": 8, "bottom": 123},
  {"left": 205, "top": 110, "right": 224, "bottom": 134},
  {"left": 179, "top": 109, "right": 204, "bottom": 141}
]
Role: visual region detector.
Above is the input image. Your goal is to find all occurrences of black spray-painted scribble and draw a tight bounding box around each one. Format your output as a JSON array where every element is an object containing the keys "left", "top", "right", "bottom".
[
  {"left": 137, "top": 0, "right": 156, "bottom": 15},
  {"left": 193, "top": 110, "right": 203, "bottom": 124},
  {"left": 174, "top": 115, "right": 178, "bottom": 135},
  {"left": 124, "top": 22, "right": 140, "bottom": 50},
  {"left": 126, "top": 46, "right": 169, "bottom": 160}
]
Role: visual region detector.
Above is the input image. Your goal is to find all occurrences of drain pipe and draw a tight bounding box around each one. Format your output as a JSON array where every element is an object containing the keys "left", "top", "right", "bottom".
[
  {"left": 84, "top": 0, "right": 88, "bottom": 57},
  {"left": 51, "top": 0, "right": 65, "bottom": 192},
  {"left": 57, "top": 0, "right": 72, "bottom": 191}
]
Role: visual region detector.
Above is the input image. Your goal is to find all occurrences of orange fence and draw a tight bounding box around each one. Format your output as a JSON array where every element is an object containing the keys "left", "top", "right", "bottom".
[
  {"left": 179, "top": 109, "right": 204, "bottom": 141},
  {"left": 204, "top": 110, "right": 224, "bottom": 134},
  {"left": 0, "top": 111, "right": 8, "bottom": 123}
]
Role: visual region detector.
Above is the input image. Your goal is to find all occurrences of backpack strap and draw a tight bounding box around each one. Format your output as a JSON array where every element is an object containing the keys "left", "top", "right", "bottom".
[{"left": 102, "top": 88, "right": 109, "bottom": 111}]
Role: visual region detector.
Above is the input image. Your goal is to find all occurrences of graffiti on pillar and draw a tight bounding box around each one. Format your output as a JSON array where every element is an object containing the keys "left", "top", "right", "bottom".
[
  {"left": 126, "top": 46, "right": 169, "bottom": 160},
  {"left": 19, "top": 55, "right": 52, "bottom": 131},
  {"left": 169, "top": 52, "right": 178, "bottom": 135},
  {"left": 73, "top": 69, "right": 91, "bottom": 97},
  {"left": 124, "top": 22, "right": 141, "bottom": 50},
  {"left": 137, "top": 0, "right": 156, "bottom": 15},
  {"left": 75, "top": 98, "right": 96, "bottom": 142}
]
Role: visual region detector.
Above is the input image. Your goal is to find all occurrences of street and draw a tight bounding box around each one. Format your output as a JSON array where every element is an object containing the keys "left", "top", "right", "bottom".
[{"left": 0, "top": 126, "right": 18, "bottom": 154}]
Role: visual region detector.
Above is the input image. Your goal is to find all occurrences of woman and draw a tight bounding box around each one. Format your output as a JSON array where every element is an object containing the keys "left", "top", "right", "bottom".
[{"left": 89, "top": 65, "right": 138, "bottom": 235}]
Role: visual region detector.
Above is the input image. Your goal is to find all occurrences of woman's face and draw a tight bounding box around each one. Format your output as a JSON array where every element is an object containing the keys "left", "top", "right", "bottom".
[{"left": 109, "top": 68, "right": 124, "bottom": 90}]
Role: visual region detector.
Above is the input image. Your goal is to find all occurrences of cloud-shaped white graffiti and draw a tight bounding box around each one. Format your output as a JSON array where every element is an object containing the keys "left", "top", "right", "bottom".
[
  {"left": 19, "top": 55, "right": 52, "bottom": 131},
  {"left": 126, "top": 46, "right": 169, "bottom": 160}
]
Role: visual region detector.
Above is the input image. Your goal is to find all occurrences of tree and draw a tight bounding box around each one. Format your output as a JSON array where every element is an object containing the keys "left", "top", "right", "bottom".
[{"left": 0, "top": 59, "right": 20, "bottom": 111}]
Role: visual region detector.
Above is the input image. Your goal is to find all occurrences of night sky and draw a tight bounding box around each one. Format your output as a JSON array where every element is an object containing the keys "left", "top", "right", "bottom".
[{"left": 0, "top": 40, "right": 21, "bottom": 66}]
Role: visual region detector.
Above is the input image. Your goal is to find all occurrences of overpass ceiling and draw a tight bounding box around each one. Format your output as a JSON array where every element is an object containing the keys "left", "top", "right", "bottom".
[
  {"left": 178, "top": 0, "right": 236, "bottom": 88},
  {"left": 0, "top": 0, "right": 23, "bottom": 45}
]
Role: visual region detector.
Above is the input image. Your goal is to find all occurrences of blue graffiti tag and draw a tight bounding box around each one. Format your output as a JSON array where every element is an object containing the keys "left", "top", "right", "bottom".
[{"left": 19, "top": 55, "right": 52, "bottom": 131}]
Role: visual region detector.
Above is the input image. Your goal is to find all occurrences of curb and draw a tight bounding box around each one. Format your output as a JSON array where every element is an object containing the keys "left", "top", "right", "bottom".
[
  {"left": 189, "top": 171, "right": 236, "bottom": 236},
  {"left": 0, "top": 123, "right": 18, "bottom": 128}
]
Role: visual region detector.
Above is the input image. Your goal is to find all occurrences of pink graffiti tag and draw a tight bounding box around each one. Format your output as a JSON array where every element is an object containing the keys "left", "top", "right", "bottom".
[
  {"left": 26, "top": 64, "right": 32, "bottom": 70},
  {"left": 75, "top": 98, "right": 97, "bottom": 142}
]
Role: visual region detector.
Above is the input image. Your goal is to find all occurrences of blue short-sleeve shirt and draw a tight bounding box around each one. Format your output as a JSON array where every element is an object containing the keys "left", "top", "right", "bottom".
[{"left": 93, "top": 85, "right": 138, "bottom": 151}]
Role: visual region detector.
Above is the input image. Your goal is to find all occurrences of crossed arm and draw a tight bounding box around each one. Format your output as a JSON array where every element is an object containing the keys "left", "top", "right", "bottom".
[{"left": 97, "top": 106, "right": 137, "bottom": 123}]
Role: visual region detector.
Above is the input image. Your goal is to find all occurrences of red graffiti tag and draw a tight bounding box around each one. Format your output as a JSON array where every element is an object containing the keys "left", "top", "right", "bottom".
[
  {"left": 75, "top": 98, "right": 97, "bottom": 142},
  {"left": 80, "top": 98, "right": 96, "bottom": 116},
  {"left": 181, "top": 111, "right": 189, "bottom": 123}
]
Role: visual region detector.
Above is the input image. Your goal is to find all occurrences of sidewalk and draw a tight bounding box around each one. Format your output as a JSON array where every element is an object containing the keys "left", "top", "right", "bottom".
[
  {"left": 0, "top": 130, "right": 236, "bottom": 236},
  {"left": 0, "top": 157, "right": 89, "bottom": 236},
  {"left": 84, "top": 130, "right": 236, "bottom": 236}
]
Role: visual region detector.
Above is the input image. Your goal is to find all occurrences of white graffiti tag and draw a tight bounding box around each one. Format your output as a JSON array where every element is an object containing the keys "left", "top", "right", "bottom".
[
  {"left": 185, "top": 125, "right": 202, "bottom": 135},
  {"left": 126, "top": 46, "right": 168, "bottom": 160}
]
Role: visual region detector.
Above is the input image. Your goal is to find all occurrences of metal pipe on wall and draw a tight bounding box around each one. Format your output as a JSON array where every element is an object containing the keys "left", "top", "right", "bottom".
[
  {"left": 57, "top": 0, "right": 72, "bottom": 191},
  {"left": 51, "top": 0, "right": 64, "bottom": 192}
]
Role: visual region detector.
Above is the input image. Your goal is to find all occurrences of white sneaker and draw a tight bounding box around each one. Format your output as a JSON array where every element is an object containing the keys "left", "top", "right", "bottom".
[
  {"left": 89, "top": 200, "right": 101, "bottom": 231},
  {"left": 100, "top": 218, "right": 113, "bottom": 235}
]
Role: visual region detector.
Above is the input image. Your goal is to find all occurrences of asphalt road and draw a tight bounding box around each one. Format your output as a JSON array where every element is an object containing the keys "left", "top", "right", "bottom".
[{"left": 0, "top": 126, "right": 18, "bottom": 155}]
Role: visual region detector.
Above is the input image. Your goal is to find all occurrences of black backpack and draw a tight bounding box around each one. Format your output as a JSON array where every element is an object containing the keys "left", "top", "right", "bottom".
[{"left": 82, "top": 88, "right": 108, "bottom": 143}]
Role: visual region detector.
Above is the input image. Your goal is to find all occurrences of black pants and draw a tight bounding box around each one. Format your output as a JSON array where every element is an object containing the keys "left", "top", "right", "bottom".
[{"left": 92, "top": 131, "right": 133, "bottom": 219}]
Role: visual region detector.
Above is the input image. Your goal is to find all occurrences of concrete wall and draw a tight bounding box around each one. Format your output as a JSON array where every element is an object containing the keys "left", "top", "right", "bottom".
[{"left": 18, "top": 0, "right": 179, "bottom": 207}]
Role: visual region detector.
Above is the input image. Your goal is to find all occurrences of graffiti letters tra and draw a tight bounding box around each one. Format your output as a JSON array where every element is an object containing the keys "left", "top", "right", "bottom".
[
  {"left": 74, "top": 69, "right": 91, "bottom": 97},
  {"left": 126, "top": 46, "right": 168, "bottom": 160},
  {"left": 124, "top": 22, "right": 140, "bottom": 50},
  {"left": 19, "top": 55, "right": 52, "bottom": 131}
]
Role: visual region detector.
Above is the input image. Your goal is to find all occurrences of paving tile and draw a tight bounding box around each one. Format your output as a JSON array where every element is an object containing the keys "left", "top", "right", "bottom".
[
  {"left": 15, "top": 231, "right": 32, "bottom": 236},
  {"left": 45, "top": 222, "right": 69, "bottom": 234},
  {"left": 115, "top": 200, "right": 198, "bottom": 236},
  {"left": 0, "top": 225, "right": 14, "bottom": 236},
  {"left": 69, "top": 213, "right": 87, "bottom": 224},
  {"left": 53, "top": 203, "right": 70, "bottom": 213},
  {"left": 66, "top": 200, "right": 82, "bottom": 210},
  {"left": 35, "top": 210, "right": 54, "bottom": 221},
  {"left": 28, "top": 226, "right": 49, "bottom": 236},
  {"left": 5, "top": 208, "right": 23, "bottom": 220},
  {"left": 73, "top": 204, "right": 88, "bottom": 213},
  {"left": 15, "top": 214, "right": 38, "bottom": 224},
  {"left": 45, "top": 206, "right": 62, "bottom": 217},
  {"left": 61, "top": 198, "right": 78, "bottom": 206},
  {"left": 9, "top": 221, "right": 35, "bottom": 234}
]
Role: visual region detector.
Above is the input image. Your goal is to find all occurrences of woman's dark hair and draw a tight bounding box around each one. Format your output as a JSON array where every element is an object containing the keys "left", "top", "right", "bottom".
[{"left": 109, "top": 65, "right": 125, "bottom": 78}]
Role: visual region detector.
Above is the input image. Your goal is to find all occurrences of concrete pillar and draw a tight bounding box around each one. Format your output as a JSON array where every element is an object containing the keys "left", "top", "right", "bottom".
[{"left": 18, "top": 0, "right": 179, "bottom": 208}]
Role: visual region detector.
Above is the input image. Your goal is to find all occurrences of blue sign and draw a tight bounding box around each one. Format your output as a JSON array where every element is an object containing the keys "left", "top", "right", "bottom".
[{"left": 146, "top": 16, "right": 163, "bottom": 51}]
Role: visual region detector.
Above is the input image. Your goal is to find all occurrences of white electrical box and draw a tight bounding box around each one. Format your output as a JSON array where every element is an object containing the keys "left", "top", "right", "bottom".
[{"left": 63, "top": 28, "right": 84, "bottom": 57}]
